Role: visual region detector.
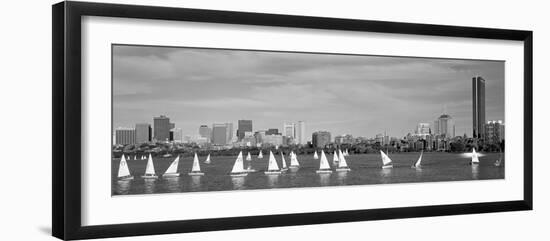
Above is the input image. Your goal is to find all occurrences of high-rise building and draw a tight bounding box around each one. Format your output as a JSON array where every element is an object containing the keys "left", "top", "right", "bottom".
[
  {"left": 335, "top": 134, "right": 354, "bottom": 145},
  {"left": 212, "top": 123, "right": 228, "bottom": 145},
  {"left": 485, "top": 120, "right": 505, "bottom": 144},
  {"left": 225, "top": 122, "right": 233, "bottom": 144},
  {"left": 135, "top": 123, "right": 151, "bottom": 143},
  {"left": 171, "top": 128, "right": 183, "bottom": 143},
  {"left": 312, "top": 131, "right": 331, "bottom": 148},
  {"left": 115, "top": 127, "right": 135, "bottom": 145},
  {"left": 416, "top": 123, "right": 431, "bottom": 137},
  {"left": 198, "top": 125, "right": 212, "bottom": 142},
  {"left": 237, "top": 120, "right": 252, "bottom": 141},
  {"left": 472, "top": 76, "right": 486, "bottom": 139},
  {"left": 296, "top": 121, "right": 306, "bottom": 145},
  {"left": 153, "top": 115, "right": 171, "bottom": 142},
  {"left": 435, "top": 114, "right": 455, "bottom": 138},
  {"left": 283, "top": 122, "right": 296, "bottom": 139},
  {"left": 266, "top": 128, "right": 279, "bottom": 135}
]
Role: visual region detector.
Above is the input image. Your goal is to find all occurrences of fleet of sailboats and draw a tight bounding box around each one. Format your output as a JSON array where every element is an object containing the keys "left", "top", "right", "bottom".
[
  {"left": 289, "top": 151, "right": 300, "bottom": 170},
  {"left": 380, "top": 150, "right": 393, "bottom": 169},
  {"left": 230, "top": 151, "right": 248, "bottom": 177},
  {"left": 265, "top": 151, "right": 282, "bottom": 175},
  {"left": 335, "top": 149, "right": 351, "bottom": 172},
  {"left": 142, "top": 154, "right": 158, "bottom": 179},
  {"left": 316, "top": 150, "right": 333, "bottom": 174},
  {"left": 117, "top": 155, "right": 134, "bottom": 180},
  {"left": 188, "top": 153, "right": 204, "bottom": 176},
  {"left": 116, "top": 148, "right": 491, "bottom": 181},
  {"left": 162, "top": 155, "right": 180, "bottom": 177}
]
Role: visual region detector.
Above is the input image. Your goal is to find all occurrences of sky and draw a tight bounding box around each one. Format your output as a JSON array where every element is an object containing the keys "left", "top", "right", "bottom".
[{"left": 112, "top": 45, "right": 504, "bottom": 141}]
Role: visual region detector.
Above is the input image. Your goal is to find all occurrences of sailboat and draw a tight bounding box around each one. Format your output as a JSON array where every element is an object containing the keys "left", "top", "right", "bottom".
[
  {"left": 258, "top": 150, "right": 264, "bottom": 159},
  {"left": 313, "top": 151, "right": 319, "bottom": 159},
  {"left": 412, "top": 151, "right": 423, "bottom": 168},
  {"left": 316, "top": 150, "right": 333, "bottom": 174},
  {"left": 162, "top": 155, "right": 180, "bottom": 177},
  {"left": 344, "top": 149, "right": 349, "bottom": 156},
  {"left": 332, "top": 150, "right": 339, "bottom": 165},
  {"left": 246, "top": 152, "right": 252, "bottom": 161},
  {"left": 188, "top": 153, "right": 204, "bottom": 176},
  {"left": 280, "top": 153, "right": 288, "bottom": 172},
  {"left": 380, "top": 150, "right": 393, "bottom": 169},
  {"left": 289, "top": 151, "right": 300, "bottom": 170},
  {"left": 264, "top": 151, "right": 282, "bottom": 175},
  {"left": 117, "top": 155, "right": 134, "bottom": 180},
  {"left": 335, "top": 149, "right": 351, "bottom": 172},
  {"left": 230, "top": 151, "right": 248, "bottom": 177},
  {"left": 471, "top": 148, "right": 480, "bottom": 165},
  {"left": 204, "top": 154, "right": 211, "bottom": 164},
  {"left": 141, "top": 154, "right": 158, "bottom": 179}
]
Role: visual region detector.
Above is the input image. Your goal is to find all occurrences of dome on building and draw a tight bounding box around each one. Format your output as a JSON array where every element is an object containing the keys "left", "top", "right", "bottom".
[{"left": 439, "top": 114, "right": 452, "bottom": 119}]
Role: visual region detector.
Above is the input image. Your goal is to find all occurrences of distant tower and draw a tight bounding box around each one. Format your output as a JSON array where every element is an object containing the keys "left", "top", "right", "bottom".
[{"left": 472, "top": 76, "right": 486, "bottom": 139}]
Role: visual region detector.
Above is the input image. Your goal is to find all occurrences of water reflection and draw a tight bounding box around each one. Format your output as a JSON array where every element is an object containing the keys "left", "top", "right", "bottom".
[
  {"left": 143, "top": 179, "right": 156, "bottom": 194},
  {"left": 471, "top": 164, "right": 479, "bottom": 179},
  {"left": 164, "top": 176, "right": 181, "bottom": 193},
  {"left": 190, "top": 175, "right": 202, "bottom": 191},
  {"left": 231, "top": 176, "right": 246, "bottom": 190},
  {"left": 266, "top": 175, "right": 279, "bottom": 188},
  {"left": 318, "top": 173, "right": 331, "bottom": 186},
  {"left": 414, "top": 167, "right": 423, "bottom": 178},
  {"left": 116, "top": 180, "right": 132, "bottom": 195},
  {"left": 336, "top": 171, "right": 348, "bottom": 185},
  {"left": 380, "top": 168, "right": 392, "bottom": 177}
]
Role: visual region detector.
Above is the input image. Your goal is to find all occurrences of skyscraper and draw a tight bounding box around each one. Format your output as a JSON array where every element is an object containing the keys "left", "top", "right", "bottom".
[
  {"left": 484, "top": 120, "right": 505, "bottom": 144},
  {"left": 472, "top": 76, "right": 486, "bottom": 139},
  {"left": 212, "top": 123, "right": 228, "bottom": 145},
  {"left": 296, "top": 121, "right": 306, "bottom": 144},
  {"left": 237, "top": 120, "right": 252, "bottom": 141},
  {"left": 115, "top": 127, "right": 135, "bottom": 145},
  {"left": 135, "top": 123, "right": 151, "bottom": 143},
  {"left": 436, "top": 114, "right": 455, "bottom": 138},
  {"left": 283, "top": 122, "right": 296, "bottom": 139},
  {"left": 171, "top": 128, "right": 183, "bottom": 143},
  {"left": 225, "top": 122, "right": 233, "bottom": 143},
  {"left": 312, "top": 131, "right": 331, "bottom": 148},
  {"left": 198, "top": 125, "right": 212, "bottom": 142},
  {"left": 153, "top": 115, "right": 171, "bottom": 142}
]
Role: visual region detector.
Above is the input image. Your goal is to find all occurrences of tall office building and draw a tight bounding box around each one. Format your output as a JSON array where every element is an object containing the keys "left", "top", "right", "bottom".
[
  {"left": 171, "top": 128, "right": 183, "bottom": 143},
  {"left": 212, "top": 123, "right": 228, "bottom": 145},
  {"left": 283, "top": 122, "right": 296, "bottom": 139},
  {"left": 115, "top": 127, "right": 135, "bottom": 145},
  {"left": 225, "top": 122, "right": 233, "bottom": 144},
  {"left": 153, "top": 115, "right": 171, "bottom": 142},
  {"left": 237, "top": 120, "right": 252, "bottom": 141},
  {"left": 485, "top": 120, "right": 505, "bottom": 144},
  {"left": 135, "top": 123, "right": 151, "bottom": 143},
  {"left": 472, "top": 76, "right": 486, "bottom": 139},
  {"left": 312, "top": 131, "right": 331, "bottom": 148},
  {"left": 416, "top": 123, "right": 431, "bottom": 137},
  {"left": 296, "top": 121, "right": 306, "bottom": 145},
  {"left": 198, "top": 125, "right": 212, "bottom": 142},
  {"left": 435, "top": 114, "right": 455, "bottom": 138}
]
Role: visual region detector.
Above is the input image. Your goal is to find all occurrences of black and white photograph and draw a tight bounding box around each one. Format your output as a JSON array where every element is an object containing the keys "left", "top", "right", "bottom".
[{"left": 111, "top": 45, "right": 505, "bottom": 195}]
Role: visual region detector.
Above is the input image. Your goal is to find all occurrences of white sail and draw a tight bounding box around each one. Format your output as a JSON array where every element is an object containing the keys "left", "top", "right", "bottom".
[
  {"left": 290, "top": 151, "right": 300, "bottom": 167},
  {"left": 319, "top": 150, "right": 331, "bottom": 170},
  {"left": 246, "top": 152, "right": 252, "bottom": 161},
  {"left": 471, "top": 148, "right": 480, "bottom": 164},
  {"left": 118, "top": 155, "right": 131, "bottom": 178},
  {"left": 313, "top": 151, "right": 319, "bottom": 159},
  {"left": 144, "top": 154, "right": 156, "bottom": 175},
  {"left": 164, "top": 156, "right": 180, "bottom": 174},
  {"left": 258, "top": 151, "right": 264, "bottom": 159},
  {"left": 231, "top": 151, "right": 245, "bottom": 173},
  {"left": 380, "top": 150, "right": 393, "bottom": 166},
  {"left": 267, "top": 151, "right": 280, "bottom": 171},
  {"left": 333, "top": 151, "right": 339, "bottom": 163},
  {"left": 204, "top": 154, "right": 211, "bottom": 164},
  {"left": 414, "top": 151, "right": 423, "bottom": 167},
  {"left": 337, "top": 150, "right": 349, "bottom": 168},
  {"left": 281, "top": 153, "right": 288, "bottom": 169},
  {"left": 191, "top": 153, "right": 201, "bottom": 172}
]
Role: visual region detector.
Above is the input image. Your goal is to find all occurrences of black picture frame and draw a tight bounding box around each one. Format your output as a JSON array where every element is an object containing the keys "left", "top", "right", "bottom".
[{"left": 52, "top": 1, "right": 533, "bottom": 240}]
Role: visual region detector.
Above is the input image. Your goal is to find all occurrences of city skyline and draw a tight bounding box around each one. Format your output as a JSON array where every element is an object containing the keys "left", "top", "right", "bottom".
[{"left": 113, "top": 45, "right": 505, "bottom": 139}]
